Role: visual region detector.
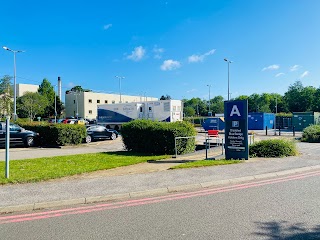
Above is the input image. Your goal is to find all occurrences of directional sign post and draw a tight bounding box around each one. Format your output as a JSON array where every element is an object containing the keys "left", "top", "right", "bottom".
[{"left": 224, "top": 100, "right": 249, "bottom": 160}]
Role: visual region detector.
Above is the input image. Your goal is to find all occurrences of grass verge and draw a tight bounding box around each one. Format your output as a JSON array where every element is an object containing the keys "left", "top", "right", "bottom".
[
  {"left": 0, "top": 151, "right": 169, "bottom": 184},
  {"left": 170, "top": 160, "right": 242, "bottom": 169}
]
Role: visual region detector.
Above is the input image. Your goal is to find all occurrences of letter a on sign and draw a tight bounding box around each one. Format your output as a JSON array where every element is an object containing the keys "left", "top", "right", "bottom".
[{"left": 230, "top": 105, "right": 241, "bottom": 117}]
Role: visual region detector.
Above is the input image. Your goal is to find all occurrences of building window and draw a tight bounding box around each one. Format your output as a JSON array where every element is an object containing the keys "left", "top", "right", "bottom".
[
  {"left": 97, "top": 100, "right": 100, "bottom": 103},
  {"left": 73, "top": 100, "right": 76, "bottom": 104},
  {"left": 112, "top": 100, "right": 115, "bottom": 104},
  {"left": 105, "top": 100, "right": 108, "bottom": 104},
  {"left": 89, "top": 99, "right": 92, "bottom": 103},
  {"left": 89, "top": 110, "right": 92, "bottom": 114}
]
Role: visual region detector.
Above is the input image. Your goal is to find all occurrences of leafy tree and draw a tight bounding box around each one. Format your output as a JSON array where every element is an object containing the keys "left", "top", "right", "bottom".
[
  {"left": 284, "top": 81, "right": 315, "bottom": 112},
  {"left": 313, "top": 88, "right": 320, "bottom": 112},
  {"left": 183, "top": 106, "right": 196, "bottom": 117},
  {"left": 38, "top": 78, "right": 64, "bottom": 118},
  {"left": 160, "top": 94, "right": 171, "bottom": 100},
  {"left": 17, "top": 92, "right": 49, "bottom": 121},
  {"left": 66, "top": 85, "right": 91, "bottom": 93},
  {"left": 0, "top": 75, "right": 13, "bottom": 117},
  {"left": 210, "top": 96, "right": 224, "bottom": 114}
]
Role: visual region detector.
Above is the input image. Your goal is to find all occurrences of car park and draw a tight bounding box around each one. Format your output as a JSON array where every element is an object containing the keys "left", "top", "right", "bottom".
[
  {"left": 85, "top": 125, "right": 118, "bottom": 143},
  {"left": 0, "top": 122, "right": 39, "bottom": 147}
]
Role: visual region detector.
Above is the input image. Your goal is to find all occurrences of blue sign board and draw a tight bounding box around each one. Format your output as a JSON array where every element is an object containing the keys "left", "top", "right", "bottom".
[{"left": 224, "top": 100, "right": 249, "bottom": 160}]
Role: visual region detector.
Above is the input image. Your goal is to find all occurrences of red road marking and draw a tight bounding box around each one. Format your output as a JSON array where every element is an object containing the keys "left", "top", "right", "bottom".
[{"left": 1, "top": 170, "right": 319, "bottom": 224}]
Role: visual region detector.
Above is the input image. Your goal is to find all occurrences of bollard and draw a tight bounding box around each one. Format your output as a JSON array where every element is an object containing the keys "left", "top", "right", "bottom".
[
  {"left": 278, "top": 126, "right": 281, "bottom": 136},
  {"left": 266, "top": 126, "right": 268, "bottom": 135},
  {"left": 293, "top": 126, "right": 295, "bottom": 137}
]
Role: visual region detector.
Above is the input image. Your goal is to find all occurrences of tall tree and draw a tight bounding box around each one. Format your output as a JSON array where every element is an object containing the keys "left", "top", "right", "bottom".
[
  {"left": 160, "top": 94, "right": 171, "bottom": 100},
  {"left": 284, "top": 81, "right": 316, "bottom": 112},
  {"left": 38, "top": 78, "right": 64, "bottom": 117},
  {"left": 17, "top": 92, "right": 48, "bottom": 121},
  {"left": 66, "top": 85, "right": 91, "bottom": 93},
  {"left": 0, "top": 75, "right": 13, "bottom": 117}
]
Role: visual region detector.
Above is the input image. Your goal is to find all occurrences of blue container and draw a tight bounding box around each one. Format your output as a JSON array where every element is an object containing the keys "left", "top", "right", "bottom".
[
  {"left": 248, "top": 112, "right": 275, "bottom": 130},
  {"left": 201, "top": 117, "right": 225, "bottom": 131}
]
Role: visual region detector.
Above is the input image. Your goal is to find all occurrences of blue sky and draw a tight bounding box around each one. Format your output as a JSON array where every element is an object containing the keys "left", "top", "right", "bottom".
[{"left": 0, "top": 0, "right": 319, "bottom": 102}]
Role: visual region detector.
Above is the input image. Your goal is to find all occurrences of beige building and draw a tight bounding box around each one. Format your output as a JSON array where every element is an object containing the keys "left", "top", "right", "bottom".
[
  {"left": 16, "top": 84, "right": 39, "bottom": 97},
  {"left": 65, "top": 91, "right": 158, "bottom": 119}
]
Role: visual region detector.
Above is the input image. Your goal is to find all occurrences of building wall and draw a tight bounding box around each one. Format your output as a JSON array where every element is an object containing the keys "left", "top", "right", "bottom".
[
  {"left": 65, "top": 91, "right": 158, "bottom": 119},
  {"left": 16, "top": 84, "right": 39, "bottom": 97}
]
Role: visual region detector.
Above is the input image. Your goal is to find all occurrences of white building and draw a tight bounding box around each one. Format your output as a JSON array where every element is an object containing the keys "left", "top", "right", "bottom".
[{"left": 65, "top": 91, "right": 158, "bottom": 119}]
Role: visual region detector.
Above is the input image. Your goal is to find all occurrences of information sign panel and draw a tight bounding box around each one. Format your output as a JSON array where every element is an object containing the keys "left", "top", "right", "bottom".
[{"left": 224, "top": 100, "right": 249, "bottom": 160}]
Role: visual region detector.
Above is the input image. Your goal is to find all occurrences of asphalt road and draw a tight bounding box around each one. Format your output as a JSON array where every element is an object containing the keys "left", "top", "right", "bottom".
[
  {"left": 1, "top": 171, "right": 319, "bottom": 240},
  {"left": 0, "top": 137, "right": 124, "bottom": 160}
]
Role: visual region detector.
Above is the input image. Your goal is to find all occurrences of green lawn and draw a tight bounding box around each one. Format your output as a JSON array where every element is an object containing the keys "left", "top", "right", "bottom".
[
  {"left": 0, "top": 152, "right": 169, "bottom": 184},
  {"left": 170, "top": 160, "right": 242, "bottom": 169}
]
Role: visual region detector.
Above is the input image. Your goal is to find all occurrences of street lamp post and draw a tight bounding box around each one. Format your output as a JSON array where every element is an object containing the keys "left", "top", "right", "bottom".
[
  {"left": 207, "top": 84, "right": 211, "bottom": 116},
  {"left": 115, "top": 76, "right": 125, "bottom": 103},
  {"left": 224, "top": 58, "right": 232, "bottom": 101},
  {"left": 2, "top": 46, "right": 25, "bottom": 121},
  {"left": 54, "top": 85, "right": 57, "bottom": 123}
]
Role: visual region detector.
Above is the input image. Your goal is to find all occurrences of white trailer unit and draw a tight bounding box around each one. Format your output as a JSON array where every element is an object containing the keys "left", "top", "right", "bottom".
[{"left": 97, "top": 100, "right": 183, "bottom": 129}]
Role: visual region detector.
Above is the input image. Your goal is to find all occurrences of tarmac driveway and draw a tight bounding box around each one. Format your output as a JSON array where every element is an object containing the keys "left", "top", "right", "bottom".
[{"left": 0, "top": 137, "right": 124, "bottom": 161}]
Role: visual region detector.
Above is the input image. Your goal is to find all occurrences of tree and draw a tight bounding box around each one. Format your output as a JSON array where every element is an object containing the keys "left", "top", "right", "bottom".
[
  {"left": 160, "top": 94, "right": 171, "bottom": 100},
  {"left": 183, "top": 106, "right": 196, "bottom": 117},
  {"left": 38, "top": 78, "right": 64, "bottom": 118},
  {"left": 210, "top": 96, "right": 224, "bottom": 115},
  {"left": 66, "top": 85, "right": 91, "bottom": 93},
  {"left": 0, "top": 75, "right": 13, "bottom": 117},
  {"left": 17, "top": 92, "right": 49, "bottom": 121},
  {"left": 284, "top": 81, "right": 316, "bottom": 112}
]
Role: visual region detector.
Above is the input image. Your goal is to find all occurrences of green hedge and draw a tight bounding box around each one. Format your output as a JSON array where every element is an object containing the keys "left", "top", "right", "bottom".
[
  {"left": 121, "top": 120, "right": 196, "bottom": 155},
  {"left": 302, "top": 125, "right": 320, "bottom": 143},
  {"left": 249, "top": 139, "right": 298, "bottom": 158},
  {"left": 19, "top": 122, "right": 87, "bottom": 146}
]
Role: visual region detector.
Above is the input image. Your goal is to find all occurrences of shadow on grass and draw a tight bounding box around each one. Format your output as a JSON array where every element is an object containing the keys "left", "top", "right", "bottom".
[
  {"left": 254, "top": 221, "right": 320, "bottom": 240},
  {"left": 100, "top": 151, "right": 167, "bottom": 157},
  {"left": 147, "top": 160, "right": 197, "bottom": 164}
]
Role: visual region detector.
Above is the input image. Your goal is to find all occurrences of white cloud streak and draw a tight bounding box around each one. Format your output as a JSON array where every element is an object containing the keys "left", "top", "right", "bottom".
[
  {"left": 289, "top": 65, "right": 301, "bottom": 71},
  {"left": 127, "top": 46, "right": 146, "bottom": 61},
  {"left": 275, "top": 73, "right": 285, "bottom": 77},
  {"left": 103, "top": 24, "right": 112, "bottom": 30},
  {"left": 300, "top": 71, "right": 309, "bottom": 78},
  {"left": 262, "top": 64, "right": 280, "bottom": 71},
  {"left": 160, "top": 59, "right": 181, "bottom": 71},
  {"left": 188, "top": 49, "right": 216, "bottom": 63}
]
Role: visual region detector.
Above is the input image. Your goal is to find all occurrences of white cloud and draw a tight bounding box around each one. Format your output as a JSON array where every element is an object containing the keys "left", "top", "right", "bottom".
[
  {"left": 300, "top": 71, "right": 309, "bottom": 78},
  {"left": 188, "top": 49, "right": 216, "bottom": 63},
  {"left": 127, "top": 46, "right": 146, "bottom": 61},
  {"left": 289, "top": 65, "right": 301, "bottom": 71},
  {"left": 68, "top": 82, "right": 75, "bottom": 88},
  {"left": 275, "top": 73, "right": 285, "bottom": 77},
  {"left": 186, "top": 89, "right": 197, "bottom": 93},
  {"left": 262, "top": 64, "right": 280, "bottom": 71},
  {"left": 160, "top": 59, "right": 181, "bottom": 71},
  {"left": 153, "top": 46, "right": 164, "bottom": 59},
  {"left": 103, "top": 24, "right": 112, "bottom": 30}
]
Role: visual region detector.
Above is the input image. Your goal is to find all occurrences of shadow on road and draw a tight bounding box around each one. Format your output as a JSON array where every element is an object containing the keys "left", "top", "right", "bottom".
[{"left": 253, "top": 221, "right": 320, "bottom": 239}]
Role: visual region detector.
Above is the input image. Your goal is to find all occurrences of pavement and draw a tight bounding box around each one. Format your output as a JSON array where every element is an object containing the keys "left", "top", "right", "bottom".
[{"left": 0, "top": 137, "right": 320, "bottom": 214}]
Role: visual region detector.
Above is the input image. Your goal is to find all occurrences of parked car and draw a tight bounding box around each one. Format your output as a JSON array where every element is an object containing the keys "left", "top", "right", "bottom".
[
  {"left": 85, "top": 125, "right": 118, "bottom": 143},
  {"left": 0, "top": 122, "right": 39, "bottom": 147}
]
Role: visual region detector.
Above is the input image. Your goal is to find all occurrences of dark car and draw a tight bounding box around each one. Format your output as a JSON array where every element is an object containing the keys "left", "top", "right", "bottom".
[
  {"left": 85, "top": 125, "right": 118, "bottom": 143},
  {"left": 0, "top": 122, "right": 39, "bottom": 147}
]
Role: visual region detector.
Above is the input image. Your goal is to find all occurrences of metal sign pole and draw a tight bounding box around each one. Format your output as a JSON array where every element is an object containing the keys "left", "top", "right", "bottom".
[{"left": 5, "top": 117, "right": 10, "bottom": 178}]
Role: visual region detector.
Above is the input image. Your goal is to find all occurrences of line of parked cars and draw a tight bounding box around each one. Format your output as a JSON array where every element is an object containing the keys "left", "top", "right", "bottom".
[{"left": 0, "top": 121, "right": 118, "bottom": 148}]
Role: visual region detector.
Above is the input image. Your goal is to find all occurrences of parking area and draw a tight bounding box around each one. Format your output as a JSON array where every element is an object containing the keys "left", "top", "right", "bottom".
[{"left": 0, "top": 137, "right": 124, "bottom": 161}]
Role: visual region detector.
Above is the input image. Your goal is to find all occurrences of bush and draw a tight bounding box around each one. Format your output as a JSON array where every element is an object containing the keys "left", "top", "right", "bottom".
[
  {"left": 121, "top": 119, "right": 196, "bottom": 155},
  {"left": 19, "top": 122, "right": 87, "bottom": 146},
  {"left": 301, "top": 125, "right": 320, "bottom": 143},
  {"left": 249, "top": 139, "right": 298, "bottom": 158}
]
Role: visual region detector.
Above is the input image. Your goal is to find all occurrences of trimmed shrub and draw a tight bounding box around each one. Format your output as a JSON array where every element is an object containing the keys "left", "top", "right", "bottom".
[
  {"left": 301, "top": 125, "right": 320, "bottom": 143},
  {"left": 121, "top": 119, "right": 196, "bottom": 155},
  {"left": 249, "top": 139, "right": 298, "bottom": 158},
  {"left": 19, "top": 122, "right": 87, "bottom": 146}
]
